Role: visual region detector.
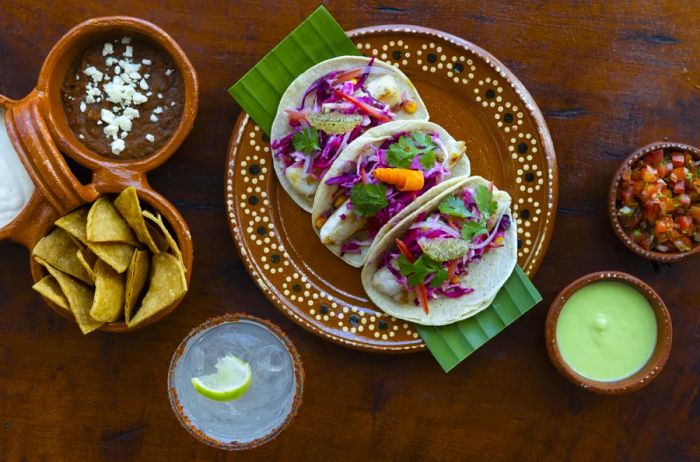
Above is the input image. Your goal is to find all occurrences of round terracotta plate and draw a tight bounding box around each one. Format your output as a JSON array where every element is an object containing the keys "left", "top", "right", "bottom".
[{"left": 225, "top": 25, "right": 558, "bottom": 353}]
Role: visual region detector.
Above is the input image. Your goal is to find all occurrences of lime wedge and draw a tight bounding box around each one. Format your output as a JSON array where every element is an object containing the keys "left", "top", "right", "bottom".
[{"left": 191, "top": 354, "right": 252, "bottom": 401}]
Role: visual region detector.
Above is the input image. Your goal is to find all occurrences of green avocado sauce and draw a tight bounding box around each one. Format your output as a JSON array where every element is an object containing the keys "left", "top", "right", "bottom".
[{"left": 556, "top": 281, "right": 657, "bottom": 382}]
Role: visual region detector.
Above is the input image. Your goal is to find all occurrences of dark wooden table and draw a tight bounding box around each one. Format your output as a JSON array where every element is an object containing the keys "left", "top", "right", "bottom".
[{"left": 1, "top": 1, "right": 699, "bottom": 460}]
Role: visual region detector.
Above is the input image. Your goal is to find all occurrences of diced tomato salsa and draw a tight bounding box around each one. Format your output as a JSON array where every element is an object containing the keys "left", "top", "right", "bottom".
[{"left": 617, "top": 148, "right": 700, "bottom": 253}]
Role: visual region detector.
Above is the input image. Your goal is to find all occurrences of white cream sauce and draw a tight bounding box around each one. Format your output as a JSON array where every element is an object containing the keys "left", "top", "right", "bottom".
[{"left": 0, "top": 108, "right": 35, "bottom": 229}]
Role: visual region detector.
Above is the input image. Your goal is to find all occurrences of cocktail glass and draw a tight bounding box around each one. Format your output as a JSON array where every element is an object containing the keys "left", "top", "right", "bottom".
[{"left": 168, "top": 313, "right": 304, "bottom": 450}]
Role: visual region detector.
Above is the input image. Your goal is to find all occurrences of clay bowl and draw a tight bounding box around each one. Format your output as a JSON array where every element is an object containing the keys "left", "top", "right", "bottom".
[
  {"left": 608, "top": 141, "right": 700, "bottom": 263},
  {"left": 545, "top": 271, "right": 672, "bottom": 395},
  {"left": 28, "top": 187, "right": 194, "bottom": 333},
  {"left": 167, "top": 313, "right": 305, "bottom": 451},
  {"left": 39, "top": 15, "right": 199, "bottom": 171},
  {"left": 0, "top": 16, "right": 198, "bottom": 333}
]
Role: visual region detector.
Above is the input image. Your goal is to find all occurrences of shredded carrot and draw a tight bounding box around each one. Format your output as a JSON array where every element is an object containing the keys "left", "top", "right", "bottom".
[
  {"left": 416, "top": 285, "right": 430, "bottom": 314},
  {"left": 447, "top": 259, "right": 459, "bottom": 280},
  {"left": 447, "top": 217, "right": 459, "bottom": 231},
  {"left": 360, "top": 167, "right": 367, "bottom": 183},
  {"left": 395, "top": 238, "right": 430, "bottom": 314},
  {"left": 332, "top": 67, "right": 363, "bottom": 84},
  {"left": 332, "top": 89, "right": 391, "bottom": 122},
  {"left": 373, "top": 168, "right": 424, "bottom": 192},
  {"left": 395, "top": 238, "right": 414, "bottom": 262}
]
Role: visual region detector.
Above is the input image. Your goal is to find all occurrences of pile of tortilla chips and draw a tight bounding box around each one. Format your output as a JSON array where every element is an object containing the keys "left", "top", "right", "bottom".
[{"left": 31, "top": 187, "right": 188, "bottom": 334}]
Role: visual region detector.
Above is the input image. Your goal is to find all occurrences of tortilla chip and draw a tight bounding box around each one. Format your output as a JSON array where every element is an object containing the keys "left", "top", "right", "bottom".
[
  {"left": 142, "top": 210, "right": 183, "bottom": 262},
  {"left": 76, "top": 248, "right": 97, "bottom": 283},
  {"left": 87, "top": 197, "right": 139, "bottom": 246},
  {"left": 146, "top": 221, "right": 169, "bottom": 252},
  {"left": 114, "top": 187, "right": 161, "bottom": 253},
  {"left": 127, "top": 253, "right": 187, "bottom": 327},
  {"left": 32, "top": 276, "right": 69, "bottom": 311},
  {"left": 55, "top": 206, "right": 90, "bottom": 244},
  {"left": 90, "top": 259, "right": 126, "bottom": 323},
  {"left": 124, "top": 250, "right": 150, "bottom": 323},
  {"left": 32, "top": 228, "right": 93, "bottom": 285},
  {"left": 91, "top": 243, "right": 135, "bottom": 274},
  {"left": 57, "top": 201, "right": 136, "bottom": 273},
  {"left": 36, "top": 258, "right": 103, "bottom": 334}
]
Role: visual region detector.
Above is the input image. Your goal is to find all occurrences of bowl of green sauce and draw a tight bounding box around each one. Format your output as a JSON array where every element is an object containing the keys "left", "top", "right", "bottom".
[{"left": 546, "top": 271, "right": 672, "bottom": 394}]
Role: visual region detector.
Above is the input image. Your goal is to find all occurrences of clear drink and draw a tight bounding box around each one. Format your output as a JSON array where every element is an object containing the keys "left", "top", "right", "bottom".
[{"left": 168, "top": 314, "right": 303, "bottom": 450}]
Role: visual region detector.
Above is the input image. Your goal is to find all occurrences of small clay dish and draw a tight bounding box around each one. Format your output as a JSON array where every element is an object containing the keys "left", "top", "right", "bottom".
[
  {"left": 167, "top": 313, "right": 305, "bottom": 451},
  {"left": 0, "top": 16, "right": 197, "bottom": 333},
  {"left": 608, "top": 141, "right": 700, "bottom": 263},
  {"left": 39, "top": 15, "right": 198, "bottom": 171},
  {"left": 545, "top": 271, "right": 672, "bottom": 395}
]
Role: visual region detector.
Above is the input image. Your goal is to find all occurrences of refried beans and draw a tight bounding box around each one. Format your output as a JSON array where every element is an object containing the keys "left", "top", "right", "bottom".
[{"left": 61, "top": 36, "right": 184, "bottom": 160}]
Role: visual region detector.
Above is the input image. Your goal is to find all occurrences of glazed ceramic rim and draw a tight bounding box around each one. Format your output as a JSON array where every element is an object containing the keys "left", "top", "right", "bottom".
[
  {"left": 167, "top": 313, "right": 305, "bottom": 451},
  {"left": 30, "top": 188, "right": 193, "bottom": 333},
  {"left": 608, "top": 141, "right": 700, "bottom": 262},
  {"left": 38, "top": 16, "right": 198, "bottom": 171},
  {"left": 225, "top": 24, "right": 558, "bottom": 353},
  {"left": 545, "top": 271, "right": 672, "bottom": 395}
]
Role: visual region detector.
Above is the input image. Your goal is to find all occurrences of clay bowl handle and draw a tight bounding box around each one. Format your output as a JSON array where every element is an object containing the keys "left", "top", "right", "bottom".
[{"left": 0, "top": 92, "right": 98, "bottom": 249}]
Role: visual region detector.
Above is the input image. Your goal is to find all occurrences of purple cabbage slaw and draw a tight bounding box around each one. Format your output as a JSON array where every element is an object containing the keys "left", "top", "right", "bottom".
[
  {"left": 380, "top": 186, "right": 511, "bottom": 302},
  {"left": 322, "top": 131, "right": 451, "bottom": 255},
  {"left": 271, "top": 59, "right": 404, "bottom": 181}
]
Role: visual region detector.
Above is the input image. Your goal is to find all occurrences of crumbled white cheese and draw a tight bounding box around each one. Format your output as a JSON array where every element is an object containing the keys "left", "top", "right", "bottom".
[
  {"left": 75, "top": 36, "right": 158, "bottom": 153},
  {"left": 123, "top": 107, "right": 139, "bottom": 119},
  {"left": 111, "top": 138, "right": 125, "bottom": 155},
  {"left": 78, "top": 134, "right": 85, "bottom": 140},
  {"left": 157, "top": 93, "right": 163, "bottom": 99},
  {"left": 165, "top": 69, "right": 173, "bottom": 76},
  {"left": 83, "top": 66, "right": 103, "bottom": 82},
  {"left": 103, "top": 123, "right": 119, "bottom": 138},
  {"left": 100, "top": 109, "right": 116, "bottom": 124},
  {"left": 170, "top": 101, "right": 176, "bottom": 107},
  {"left": 133, "top": 92, "right": 148, "bottom": 104},
  {"left": 114, "top": 115, "right": 132, "bottom": 132}
]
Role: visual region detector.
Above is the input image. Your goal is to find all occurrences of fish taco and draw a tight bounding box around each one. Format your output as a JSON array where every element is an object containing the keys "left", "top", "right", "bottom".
[
  {"left": 312, "top": 120, "right": 469, "bottom": 267},
  {"left": 271, "top": 56, "right": 429, "bottom": 212},
  {"left": 361, "top": 176, "right": 516, "bottom": 325}
]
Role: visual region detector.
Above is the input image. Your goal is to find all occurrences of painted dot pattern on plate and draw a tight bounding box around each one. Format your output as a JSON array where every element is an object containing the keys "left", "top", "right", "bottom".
[{"left": 226, "top": 27, "right": 557, "bottom": 352}]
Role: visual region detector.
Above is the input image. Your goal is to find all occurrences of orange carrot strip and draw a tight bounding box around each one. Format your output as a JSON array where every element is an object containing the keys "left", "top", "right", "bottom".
[{"left": 373, "top": 168, "right": 424, "bottom": 192}]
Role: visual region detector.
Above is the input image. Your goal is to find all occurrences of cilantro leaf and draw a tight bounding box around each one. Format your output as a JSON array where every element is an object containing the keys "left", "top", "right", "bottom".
[
  {"left": 397, "top": 254, "right": 446, "bottom": 287},
  {"left": 438, "top": 195, "right": 473, "bottom": 218},
  {"left": 475, "top": 185, "right": 498, "bottom": 218},
  {"left": 292, "top": 127, "right": 320, "bottom": 154},
  {"left": 461, "top": 221, "right": 488, "bottom": 241},
  {"left": 429, "top": 268, "right": 449, "bottom": 288},
  {"left": 419, "top": 150, "right": 436, "bottom": 169},
  {"left": 387, "top": 136, "right": 419, "bottom": 168},
  {"left": 350, "top": 183, "right": 388, "bottom": 217},
  {"left": 411, "top": 132, "right": 435, "bottom": 150}
]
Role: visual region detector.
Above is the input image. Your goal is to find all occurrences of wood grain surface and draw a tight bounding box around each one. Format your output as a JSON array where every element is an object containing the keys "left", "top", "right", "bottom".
[{"left": 1, "top": 1, "right": 699, "bottom": 460}]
